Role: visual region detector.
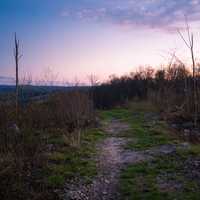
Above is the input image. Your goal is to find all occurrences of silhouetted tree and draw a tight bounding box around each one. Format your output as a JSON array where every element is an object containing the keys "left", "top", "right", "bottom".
[{"left": 14, "top": 33, "right": 22, "bottom": 122}]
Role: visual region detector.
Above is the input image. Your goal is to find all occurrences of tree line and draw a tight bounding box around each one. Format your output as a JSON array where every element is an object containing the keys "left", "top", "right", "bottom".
[{"left": 93, "top": 62, "right": 200, "bottom": 128}]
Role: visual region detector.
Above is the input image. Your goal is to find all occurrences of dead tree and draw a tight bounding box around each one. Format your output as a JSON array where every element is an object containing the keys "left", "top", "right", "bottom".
[
  {"left": 87, "top": 74, "right": 99, "bottom": 103},
  {"left": 14, "top": 33, "right": 22, "bottom": 122},
  {"left": 178, "top": 21, "right": 198, "bottom": 127}
]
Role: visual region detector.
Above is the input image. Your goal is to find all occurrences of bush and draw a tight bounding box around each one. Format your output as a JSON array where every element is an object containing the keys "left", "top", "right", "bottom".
[{"left": 0, "top": 89, "right": 95, "bottom": 199}]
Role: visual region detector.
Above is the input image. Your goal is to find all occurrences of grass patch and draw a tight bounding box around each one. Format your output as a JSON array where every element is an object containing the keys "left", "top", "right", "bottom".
[
  {"left": 100, "top": 101, "right": 177, "bottom": 150},
  {"left": 126, "top": 115, "right": 176, "bottom": 150},
  {"left": 188, "top": 145, "right": 200, "bottom": 155},
  {"left": 99, "top": 108, "right": 132, "bottom": 122},
  {"left": 99, "top": 101, "right": 200, "bottom": 199},
  {"left": 48, "top": 136, "right": 66, "bottom": 145},
  {"left": 120, "top": 152, "right": 200, "bottom": 200},
  {"left": 46, "top": 128, "right": 106, "bottom": 187},
  {"left": 47, "top": 175, "right": 65, "bottom": 187},
  {"left": 176, "top": 144, "right": 200, "bottom": 158}
]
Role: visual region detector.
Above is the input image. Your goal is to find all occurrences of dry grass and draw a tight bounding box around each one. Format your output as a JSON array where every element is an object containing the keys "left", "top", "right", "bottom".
[{"left": 0, "top": 89, "right": 95, "bottom": 200}]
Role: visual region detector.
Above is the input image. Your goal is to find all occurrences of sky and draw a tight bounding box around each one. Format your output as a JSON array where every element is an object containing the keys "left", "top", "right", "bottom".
[{"left": 1, "top": 0, "right": 200, "bottom": 84}]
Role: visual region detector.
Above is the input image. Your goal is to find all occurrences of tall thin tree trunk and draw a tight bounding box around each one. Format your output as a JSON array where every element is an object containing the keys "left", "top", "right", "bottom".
[
  {"left": 178, "top": 22, "right": 198, "bottom": 128},
  {"left": 14, "top": 33, "right": 20, "bottom": 123},
  {"left": 192, "top": 51, "right": 198, "bottom": 127}
]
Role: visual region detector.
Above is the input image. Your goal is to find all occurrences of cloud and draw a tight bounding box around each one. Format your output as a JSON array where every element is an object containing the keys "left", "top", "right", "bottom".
[{"left": 61, "top": 0, "right": 200, "bottom": 32}]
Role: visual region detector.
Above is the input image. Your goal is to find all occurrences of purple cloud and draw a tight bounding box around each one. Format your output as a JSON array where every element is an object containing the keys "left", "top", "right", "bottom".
[{"left": 61, "top": 0, "right": 200, "bottom": 32}]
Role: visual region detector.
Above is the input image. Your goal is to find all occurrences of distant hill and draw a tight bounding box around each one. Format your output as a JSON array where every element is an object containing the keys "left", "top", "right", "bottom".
[
  {"left": 0, "top": 85, "right": 88, "bottom": 93},
  {"left": 0, "top": 76, "right": 15, "bottom": 85},
  {"left": 0, "top": 85, "right": 89, "bottom": 103},
  {"left": 0, "top": 85, "right": 15, "bottom": 93}
]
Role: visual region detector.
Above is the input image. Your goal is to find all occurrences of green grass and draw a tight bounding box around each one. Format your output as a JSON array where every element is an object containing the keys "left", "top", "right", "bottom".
[
  {"left": 46, "top": 128, "right": 106, "bottom": 187},
  {"left": 100, "top": 108, "right": 132, "bottom": 122},
  {"left": 109, "top": 101, "right": 200, "bottom": 200},
  {"left": 120, "top": 153, "right": 200, "bottom": 200},
  {"left": 126, "top": 115, "right": 176, "bottom": 150},
  {"left": 100, "top": 101, "right": 177, "bottom": 150},
  {"left": 47, "top": 175, "right": 65, "bottom": 187},
  {"left": 186, "top": 144, "right": 200, "bottom": 155},
  {"left": 45, "top": 101, "right": 200, "bottom": 198},
  {"left": 48, "top": 136, "right": 66, "bottom": 145}
]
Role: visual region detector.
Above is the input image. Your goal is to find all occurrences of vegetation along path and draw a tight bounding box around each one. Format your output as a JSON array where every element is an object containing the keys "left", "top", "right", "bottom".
[{"left": 63, "top": 102, "right": 200, "bottom": 200}]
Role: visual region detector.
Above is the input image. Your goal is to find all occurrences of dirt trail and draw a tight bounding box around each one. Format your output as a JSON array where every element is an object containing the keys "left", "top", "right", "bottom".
[
  {"left": 63, "top": 119, "right": 148, "bottom": 200},
  {"left": 87, "top": 120, "right": 148, "bottom": 200},
  {"left": 63, "top": 118, "right": 190, "bottom": 200}
]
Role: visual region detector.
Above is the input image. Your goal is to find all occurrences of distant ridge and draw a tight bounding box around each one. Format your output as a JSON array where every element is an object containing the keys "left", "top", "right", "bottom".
[
  {"left": 0, "top": 76, "right": 15, "bottom": 85},
  {"left": 0, "top": 84, "right": 89, "bottom": 95}
]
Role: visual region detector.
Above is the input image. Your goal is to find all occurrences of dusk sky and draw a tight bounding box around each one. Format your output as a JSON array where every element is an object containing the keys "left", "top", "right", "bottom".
[{"left": 1, "top": 0, "right": 200, "bottom": 84}]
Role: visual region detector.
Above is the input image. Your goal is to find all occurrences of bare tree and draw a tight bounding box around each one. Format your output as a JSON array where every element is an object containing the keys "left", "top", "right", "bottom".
[
  {"left": 87, "top": 74, "right": 99, "bottom": 103},
  {"left": 41, "top": 67, "right": 59, "bottom": 86},
  {"left": 14, "top": 33, "right": 22, "bottom": 122},
  {"left": 178, "top": 20, "right": 198, "bottom": 127},
  {"left": 87, "top": 74, "right": 99, "bottom": 87}
]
